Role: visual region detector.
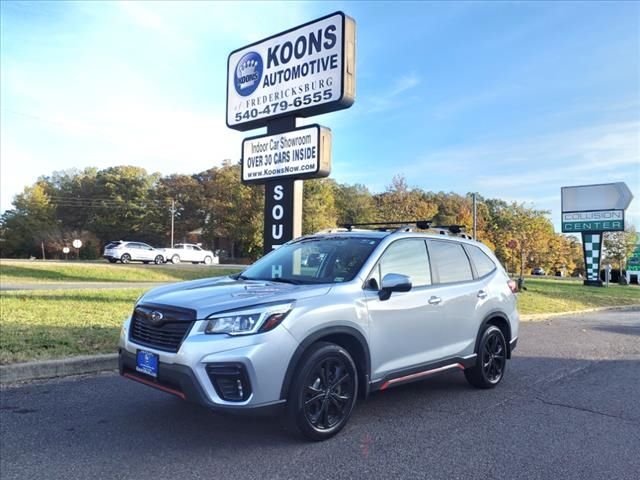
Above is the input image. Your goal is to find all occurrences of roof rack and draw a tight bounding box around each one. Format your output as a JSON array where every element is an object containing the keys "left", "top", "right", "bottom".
[
  {"left": 338, "top": 220, "right": 473, "bottom": 239},
  {"left": 340, "top": 220, "right": 433, "bottom": 232}
]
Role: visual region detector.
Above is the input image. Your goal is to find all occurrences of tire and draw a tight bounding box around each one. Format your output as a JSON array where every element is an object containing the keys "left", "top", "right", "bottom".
[
  {"left": 120, "top": 253, "right": 131, "bottom": 264},
  {"left": 204, "top": 256, "right": 213, "bottom": 265},
  {"left": 143, "top": 261, "right": 150, "bottom": 264},
  {"left": 192, "top": 262, "right": 199, "bottom": 265},
  {"left": 464, "top": 325, "right": 507, "bottom": 389},
  {"left": 171, "top": 255, "right": 180, "bottom": 264},
  {"left": 108, "top": 258, "right": 117, "bottom": 264},
  {"left": 286, "top": 342, "right": 358, "bottom": 441},
  {"left": 154, "top": 255, "right": 164, "bottom": 265}
]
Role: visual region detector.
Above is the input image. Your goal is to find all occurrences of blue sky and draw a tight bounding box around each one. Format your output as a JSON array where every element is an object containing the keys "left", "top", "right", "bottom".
[{"left": 1, "top": 0, "right": 638, "bottom": 230}]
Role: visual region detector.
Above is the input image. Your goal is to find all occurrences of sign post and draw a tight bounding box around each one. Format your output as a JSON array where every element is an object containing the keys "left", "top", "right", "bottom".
[
  {"left": 226, "top": 11, "right": 356, "bottom": 254},
  {"left": 561, "top": 182, "right": 634, "bottom": 286}
]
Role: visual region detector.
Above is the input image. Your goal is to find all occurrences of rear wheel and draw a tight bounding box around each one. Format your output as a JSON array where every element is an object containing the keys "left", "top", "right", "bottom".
[
  {"left": 171, "top": 255, "right": 180, "bottom": 264},
  {"left": 286, "top": 342, "right": 358, "bottom": 441},
  {"left": 464, "top": 325, "right": 507, "bottom": 389},
  {"left": 107, "top": 258, "right": 117, "bottom": 264},
  {"left": 154, "top": 255, "right": 164, "bottom": 265},
  {"left": 120, "top": 253, "right": 131, "bottom": 264}
]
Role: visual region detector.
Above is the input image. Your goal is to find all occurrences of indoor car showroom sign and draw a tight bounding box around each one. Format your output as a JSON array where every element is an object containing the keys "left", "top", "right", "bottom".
[
  {"left": 241, "top": 125, "right": 331, "bottom": 184},
  {"left": 227, "top": 12, "right": 356, "bottom": 131}
]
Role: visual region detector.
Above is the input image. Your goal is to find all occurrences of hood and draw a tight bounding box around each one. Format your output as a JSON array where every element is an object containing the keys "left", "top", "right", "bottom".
[{"left": 137, "top": 275, "right": 331, "bottom": 317}]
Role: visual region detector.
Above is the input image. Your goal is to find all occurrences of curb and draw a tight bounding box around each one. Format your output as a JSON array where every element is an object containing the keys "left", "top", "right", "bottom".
[
  {"left": 520, "top": 304, "right": 640, "bottom": 322},
  {"left": 0, "top": 353, "right": 118, "bottom": 385}
]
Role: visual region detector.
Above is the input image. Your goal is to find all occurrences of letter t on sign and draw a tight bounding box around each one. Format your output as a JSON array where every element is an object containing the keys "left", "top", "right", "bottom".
[{"left": 263, "top": 179, "right": 302, "bottom": 254}]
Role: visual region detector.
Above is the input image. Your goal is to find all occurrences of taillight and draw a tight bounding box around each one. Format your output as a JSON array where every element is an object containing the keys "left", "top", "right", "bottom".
[{"left": 507, "top": 279, "right": 518, "bottom": 294}]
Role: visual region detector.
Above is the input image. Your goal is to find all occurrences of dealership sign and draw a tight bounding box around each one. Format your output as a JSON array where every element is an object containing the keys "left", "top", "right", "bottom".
[
  {"left": 561, "top": 182, "right": 633, "bottom": 233},
  {"left": 227, "top": 12, "right": 356, "bottom": 131},
  {"left": 242, "top": 125, "right": 331, "bottom": 184},
  {"left": 561, "top": 182, "right": 633, "bottom": 286},
  {"left": 561, "top": 210, "right": 624, "bottom": 232}
]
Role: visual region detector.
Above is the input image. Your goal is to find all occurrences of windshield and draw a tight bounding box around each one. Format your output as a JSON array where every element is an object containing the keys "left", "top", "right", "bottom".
[{"left": 239, "top": 237, "right": 381, "bottom": 284}]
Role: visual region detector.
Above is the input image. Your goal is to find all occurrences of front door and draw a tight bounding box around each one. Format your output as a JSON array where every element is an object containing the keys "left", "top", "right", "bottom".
[{"left": 365, "top": 238, "right": 447, "bottom": 379}]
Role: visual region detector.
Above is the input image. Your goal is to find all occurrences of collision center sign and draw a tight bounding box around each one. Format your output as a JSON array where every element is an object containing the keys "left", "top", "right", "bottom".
[
  {"left": 561, "top": 182, "right": 633, "bottom": 233},
  {"left": 242, "top": 125, "right": 331, "bottom": 184},
  {"left": 227, "top": 11, "right": 356, "bottom": 131}
]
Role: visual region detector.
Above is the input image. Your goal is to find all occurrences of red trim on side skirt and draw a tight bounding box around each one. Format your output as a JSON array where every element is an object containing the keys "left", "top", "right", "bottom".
[
  {"left": 380, "top": 363, "right": 465, "bottom": 391},
  {"left": 123, "top": 373, "right": 186, "bottom": 400}
]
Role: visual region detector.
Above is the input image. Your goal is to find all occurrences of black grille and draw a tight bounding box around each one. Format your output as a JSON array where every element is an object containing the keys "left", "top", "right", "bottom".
[{"left": 130, "top": 305, "right": 196, "bottom": 353}]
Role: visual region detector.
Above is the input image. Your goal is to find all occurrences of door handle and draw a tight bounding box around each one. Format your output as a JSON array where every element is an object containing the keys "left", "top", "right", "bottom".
[
  {"left": 477, "top": 290, "right": 488, "bottom": 299},
  {"left": 428, "top": 296, "right": 442, "bottom": 305}
]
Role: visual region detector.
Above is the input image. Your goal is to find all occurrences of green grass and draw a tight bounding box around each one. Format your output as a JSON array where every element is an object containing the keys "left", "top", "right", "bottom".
[
  {"left": 0, "top": 288, "right": 144, "bottom": 364},
  {"left": 1, "top": 277, "right": 638, "bottom": 364},
  {"left": 517, "top": 277, "right": 640, "bottom": 315},
  {"left": 0, "top": 260, "right": 241, "bottom": 284}
]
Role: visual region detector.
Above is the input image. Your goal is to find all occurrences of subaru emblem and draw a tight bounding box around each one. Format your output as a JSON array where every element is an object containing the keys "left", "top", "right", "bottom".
[{"left": 149, "top": 311, "right": 164, "bottom": 325}]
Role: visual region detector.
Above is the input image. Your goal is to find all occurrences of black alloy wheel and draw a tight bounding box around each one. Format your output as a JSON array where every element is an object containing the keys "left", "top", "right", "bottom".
[
  {"left": 303, "top": 357, "right": 355, "bottom": 431},
  {"left": 287, "top": 342, "right": 358, "bottom": 441},
  {"left": 482, "top": 330, "right": 506, "bottom": 383},
  {"left": 464, "top": 325, "right": 507, "bottom": 389}
]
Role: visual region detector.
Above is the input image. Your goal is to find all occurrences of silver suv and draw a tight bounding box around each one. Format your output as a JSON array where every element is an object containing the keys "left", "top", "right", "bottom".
[
  {"left": 104, "top": 241, "right": 165, "bottom": 265},
  {"left": 119, "top": 226, "right": 519, "bottom": 440}
]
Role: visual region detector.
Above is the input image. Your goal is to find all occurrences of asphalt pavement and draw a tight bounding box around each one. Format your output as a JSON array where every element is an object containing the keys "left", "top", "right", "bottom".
[{"left": 1, "top": 310, "right": 639, "bottom": 480}]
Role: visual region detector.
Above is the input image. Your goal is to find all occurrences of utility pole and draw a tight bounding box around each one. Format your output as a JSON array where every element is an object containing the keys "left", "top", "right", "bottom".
[
  {"left": 472, "top": 193, "right": 477, "bottom": 241},
  {"left": 170, "top": 199, "right": 175, "bottom": 248}
]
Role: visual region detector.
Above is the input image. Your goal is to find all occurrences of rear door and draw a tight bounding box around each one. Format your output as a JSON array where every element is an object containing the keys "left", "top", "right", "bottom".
[
  {"left": 365, "top": 238, "right": 449, "bottom": 378},
  {"left": 426, "top": 240, "right": 479, "bottom": 357}
]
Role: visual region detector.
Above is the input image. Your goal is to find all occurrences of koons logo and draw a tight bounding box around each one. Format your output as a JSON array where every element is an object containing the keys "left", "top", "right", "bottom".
[{"left": 234, "top": 52, "right": 263, "bottom": 96}]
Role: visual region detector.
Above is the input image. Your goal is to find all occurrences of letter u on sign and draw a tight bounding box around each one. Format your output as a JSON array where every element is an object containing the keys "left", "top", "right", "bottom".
[{"left": 272, "top": 224, "right": 283, "bottom": 240}]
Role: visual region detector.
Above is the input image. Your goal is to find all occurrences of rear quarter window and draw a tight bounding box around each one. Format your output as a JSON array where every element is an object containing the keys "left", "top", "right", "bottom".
[
  {"left": 428, "top": 240, "right": 473, "bottom": 284},
  {"left": 465, "top": 245, "right": 497, "bottom": 277}
]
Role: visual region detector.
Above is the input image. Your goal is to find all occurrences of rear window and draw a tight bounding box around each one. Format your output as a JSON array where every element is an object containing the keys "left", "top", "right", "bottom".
[
  {"left": 105, "top": 242, "right": 120, "bottom": 249},
  {"left": 465, "top": 245, "right": 497, "bottom": 277},
  {"left": 428, "top": 240, "right": 473, "bottom": 284}
]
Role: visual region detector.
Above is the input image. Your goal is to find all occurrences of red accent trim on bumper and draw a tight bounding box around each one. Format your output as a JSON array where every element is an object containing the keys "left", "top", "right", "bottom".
[
  {"left": 380, "top": 363, "right": 465, "bottom": 391},
  {"left": 123, "top": 372, "right": 186, "bottom": 400}
]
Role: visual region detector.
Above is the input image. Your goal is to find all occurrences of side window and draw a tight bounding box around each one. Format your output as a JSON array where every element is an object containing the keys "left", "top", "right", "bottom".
[
  {"left": 126, "top": 243, "right": 139, "bottom": 249},
  {"left": 193, "top": 246, "right": 202, "bottom": 251},
  {"left": 368, "top": 239, "right": 431, "bottom": 289},
  {"left": 428, "top": 241, "right": 473, "bottom": 284},
  {"left": 466, "top": 245, "right": 496, "bottom": 277}
]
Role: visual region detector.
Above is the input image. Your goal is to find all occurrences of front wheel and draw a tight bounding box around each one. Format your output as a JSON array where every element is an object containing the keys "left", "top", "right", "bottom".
[
  {"left": 286, "top": 342, "right": 358, "bottom": 441},
  {"left": 464, "top": 325, "right": 507, "bottom": 389},
  {"left": 120, "top": 253, "right": 131, "bottom": 264},
  {"left": 171, "top": 255, "right": 180, "bottom": 264},
  {"left": 154, "top": 255, "right": 164, "bottom": 265},
  {"left": 203, "top": 256, "right": 213, "bottom": 265}
]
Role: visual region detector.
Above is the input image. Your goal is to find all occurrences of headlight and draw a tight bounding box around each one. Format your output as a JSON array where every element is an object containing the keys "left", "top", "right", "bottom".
[{"left": 204, "top": 302, "right": 293, "bottom": 336}]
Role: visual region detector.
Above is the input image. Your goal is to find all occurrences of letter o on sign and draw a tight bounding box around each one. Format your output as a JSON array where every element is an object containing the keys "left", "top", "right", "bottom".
[{"left": 272, "top": 204, "right": 284, "bottom": 220}]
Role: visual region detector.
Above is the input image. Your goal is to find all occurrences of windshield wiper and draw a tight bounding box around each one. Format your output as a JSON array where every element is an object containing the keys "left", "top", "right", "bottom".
[
  {"left": 234, "top": 274, "right": 253, "bottom": 281},
  {"left": 266, "top": 277, "right": 302, "bottom": 285}
]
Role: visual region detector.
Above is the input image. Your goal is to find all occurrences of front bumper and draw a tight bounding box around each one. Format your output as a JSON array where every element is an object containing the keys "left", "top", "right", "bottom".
[
  {"left": 119, "top": 350, "right": 285, "bottom": 415},
  {"left": 118, "top": 315, "right": 299, "bottom": 413}
]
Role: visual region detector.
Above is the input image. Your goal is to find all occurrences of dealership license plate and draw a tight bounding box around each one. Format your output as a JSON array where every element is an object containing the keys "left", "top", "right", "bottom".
[{"left": 136, "top": 350, "right": 159, "bottom": 378}]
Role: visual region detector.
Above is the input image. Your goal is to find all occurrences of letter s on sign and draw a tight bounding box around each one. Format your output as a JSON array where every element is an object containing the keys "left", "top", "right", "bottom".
[{"left": 274, "top": 185, "right": 283, "bottom": 201}]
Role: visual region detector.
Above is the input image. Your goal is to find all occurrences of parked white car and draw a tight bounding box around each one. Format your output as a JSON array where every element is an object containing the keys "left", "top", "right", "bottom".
[
  {"left": 103, "top": 241, "right": 165, "bottom": 264},
  {"left": 161, "top": 243, "right": 218, "bottom": 265}
]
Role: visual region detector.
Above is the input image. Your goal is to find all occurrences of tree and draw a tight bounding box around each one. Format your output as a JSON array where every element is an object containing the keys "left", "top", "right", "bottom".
[
  {"left": 375, "top": 175, "right": 438, "bottom": 222},
  {"left": 603, "top": 227, "right": 638, "bottom": 272},
  {"left": 302, "top": 178, "right": 337, "bottom": 234},
  {"left": 0, "top": 183, "right": 59, "bottom": 258},
  {"left": 333, "top": 183, "right": 376, "bottom": 226}
]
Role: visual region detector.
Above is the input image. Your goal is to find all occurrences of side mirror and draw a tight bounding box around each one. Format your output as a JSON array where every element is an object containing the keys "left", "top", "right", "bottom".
[{"left": 379, "top": 273, "right": 412, "bottom": 301}]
